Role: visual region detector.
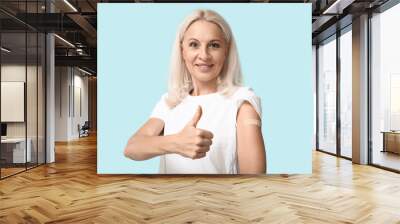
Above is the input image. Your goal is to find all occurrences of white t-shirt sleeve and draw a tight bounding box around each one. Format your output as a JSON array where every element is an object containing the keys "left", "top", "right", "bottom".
[
  {"left": 150, "top": 93, "right": 170, "bottom": 121},
  {"left": 235, "top": 87, "right": 262, "bottom": 119}
]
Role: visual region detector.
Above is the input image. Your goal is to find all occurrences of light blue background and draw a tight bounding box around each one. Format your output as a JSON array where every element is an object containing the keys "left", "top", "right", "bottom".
[{"left": 98, "top": 3, "right": 312, "bottom": 174}]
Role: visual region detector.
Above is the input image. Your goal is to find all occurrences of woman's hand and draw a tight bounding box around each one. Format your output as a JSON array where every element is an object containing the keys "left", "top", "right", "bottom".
[
  {"left": 124, "top": 106, "right": 213, "bottom": 161},
  {"left": 173, "top": 106, "right": 214, "bottom": 159}
]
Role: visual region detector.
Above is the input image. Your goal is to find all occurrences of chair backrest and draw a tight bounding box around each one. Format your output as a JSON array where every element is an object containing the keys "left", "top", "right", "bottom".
[{"left": 82, "top": 121, "right": 90, "bottom": 129}]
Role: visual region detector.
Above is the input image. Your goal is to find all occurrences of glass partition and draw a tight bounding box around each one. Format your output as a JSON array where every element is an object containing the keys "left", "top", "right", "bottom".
[
  {"left": 0, "top": 1, "right": 46, "bottom": 179},
  {"left": 38, "top": 32, "right": 45, "bottom": 165},
  {"left": 1, "top": 31, "right": 28, "bottom": 178}
]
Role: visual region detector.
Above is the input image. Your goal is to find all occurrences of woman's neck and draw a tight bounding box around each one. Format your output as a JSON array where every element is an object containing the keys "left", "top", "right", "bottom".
[{"left": 190, "top": 82, "right": 218, "bottom": 96}]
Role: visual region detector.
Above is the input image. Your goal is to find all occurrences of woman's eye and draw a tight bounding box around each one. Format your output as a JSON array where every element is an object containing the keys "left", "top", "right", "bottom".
[
  {"left": 209, "top": 43, "right": 220, "bottom": 48},
  {"left": 189, "top": 42, "right": 198, "bottom": 48}
]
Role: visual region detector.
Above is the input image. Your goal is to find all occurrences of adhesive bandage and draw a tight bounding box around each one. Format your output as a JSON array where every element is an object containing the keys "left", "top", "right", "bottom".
[{"left": 238, "top": 118, "right": 261, "bottom": 127}]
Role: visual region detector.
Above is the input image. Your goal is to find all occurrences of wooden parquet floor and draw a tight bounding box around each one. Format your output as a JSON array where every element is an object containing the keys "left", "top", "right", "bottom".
[{"left": 1, "top": 134, "right": 400, "bottom": 224}]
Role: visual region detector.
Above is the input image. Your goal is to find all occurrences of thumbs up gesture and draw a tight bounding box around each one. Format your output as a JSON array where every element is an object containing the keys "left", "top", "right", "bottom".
[{"left": 174, "top": 106, "right": 214, "bottom": 159}]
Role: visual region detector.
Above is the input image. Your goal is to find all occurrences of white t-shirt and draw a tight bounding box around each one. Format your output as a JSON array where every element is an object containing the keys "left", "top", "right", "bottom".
[{"left": 150, "top": 86, "right": 262, "bottom": 174}]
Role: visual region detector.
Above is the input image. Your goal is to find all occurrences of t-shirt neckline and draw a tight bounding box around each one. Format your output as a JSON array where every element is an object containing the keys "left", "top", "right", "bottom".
[{"left": 187, "top": 91, "right": 220, "bottom": 99}]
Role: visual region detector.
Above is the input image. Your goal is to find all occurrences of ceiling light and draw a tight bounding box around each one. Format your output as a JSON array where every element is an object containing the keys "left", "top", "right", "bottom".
[
  {"left": 54, "top": 34, "right": 75, "bottom": 48},
  {"left": 1, "top": 47, "right": 11, "bottom": 53},
  {"left": 78, "top": 67, "right": 93, "bottom": 76},
  {"left": 63, "top": 0, "right": 78, "bottom": 12}
]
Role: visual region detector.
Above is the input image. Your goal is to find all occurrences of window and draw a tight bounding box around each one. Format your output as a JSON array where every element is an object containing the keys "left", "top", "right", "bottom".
[
  {"left": 371, "top": 2, "right": 400, "bottom": 171},
  {"left": 318, "top": 36, "right": 337, "bottom": 154},
  {"left": 339, "top": 28, "right": 352, "bottom": 158}
]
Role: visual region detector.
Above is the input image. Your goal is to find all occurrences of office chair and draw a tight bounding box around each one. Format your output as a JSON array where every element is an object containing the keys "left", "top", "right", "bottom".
[{"left": 79, "top": 121, "right": 90, "bottom": 138}]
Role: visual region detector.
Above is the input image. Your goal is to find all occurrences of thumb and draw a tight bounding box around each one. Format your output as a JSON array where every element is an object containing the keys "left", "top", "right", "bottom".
[{"left": 187, "top": 106, "right": 202, "bottom": 127}]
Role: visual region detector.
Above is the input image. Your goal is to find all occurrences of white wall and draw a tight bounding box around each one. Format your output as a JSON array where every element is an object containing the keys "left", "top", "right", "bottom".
[
  {"left": 1, "top": 65, "right": 42, "bottom": 137},
  {"left": 73, "top": 73, "right": 89, "bottom": 138},
  {"left": 55, "top": 67, "right": 89, "bottom": 141},
  {"left": 55, "top": 66, "right": 69, "bottom": 141}
]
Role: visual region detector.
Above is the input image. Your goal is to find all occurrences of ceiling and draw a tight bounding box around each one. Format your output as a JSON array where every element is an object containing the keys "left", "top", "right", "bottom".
[{"left": 0, "top": 0, "right": 393, "bottom": 75}]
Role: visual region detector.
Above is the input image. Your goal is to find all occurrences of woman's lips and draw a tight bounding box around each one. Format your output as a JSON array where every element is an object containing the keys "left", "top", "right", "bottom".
[{"left": 196, "top": 64, "right": 214, "bottom": 72}]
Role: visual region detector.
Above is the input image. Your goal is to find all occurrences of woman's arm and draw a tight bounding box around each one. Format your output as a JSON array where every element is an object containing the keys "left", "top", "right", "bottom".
[
  {"left": 123, "top": 118, "right": 175, "bottom": 161},
  {"left": 124, "top": 106, "right": 214, "bottom": 161},
  {"left": 236, "top": 102, "right": 266, "bottom": 174}
]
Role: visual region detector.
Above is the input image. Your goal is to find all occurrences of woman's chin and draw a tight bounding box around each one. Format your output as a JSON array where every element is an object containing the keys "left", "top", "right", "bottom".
[{"left": 192, "top": 72, "right": 219, "bottom": 82}]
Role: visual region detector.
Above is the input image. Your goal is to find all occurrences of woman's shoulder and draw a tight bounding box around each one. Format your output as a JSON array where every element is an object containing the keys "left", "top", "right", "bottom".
[
  {"left": 154, "top": 92, "right": 168, "bottom": 105},
  {"left": 232, "top": 86, "right": 259, "bottom": 99},
  {"left": 160, "top": 92, "right": 169, "bottom": 99},
  {"left": 231, "top": 86, "right": 262, "bottom": 116},
  {"left": 152, "top": 92, "right": 171, "bottom": 110}
]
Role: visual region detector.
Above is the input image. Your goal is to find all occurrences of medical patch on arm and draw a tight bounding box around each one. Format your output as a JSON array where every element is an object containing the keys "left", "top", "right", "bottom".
[{"left": 238, "top": 118, "right": 261, "bottom": 127}]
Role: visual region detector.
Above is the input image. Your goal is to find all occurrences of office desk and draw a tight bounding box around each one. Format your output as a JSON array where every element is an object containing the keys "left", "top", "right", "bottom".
[
  {"left": 1, "top": 138, "right": 31, "bottom": 163},
  {"left": 381, "top": 131, "right": 400, "bottom": 154}
]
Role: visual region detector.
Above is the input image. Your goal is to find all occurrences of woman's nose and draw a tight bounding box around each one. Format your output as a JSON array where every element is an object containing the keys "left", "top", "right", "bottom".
[{"left": 198, "top": 47, "right": 211, "bottom": 60}]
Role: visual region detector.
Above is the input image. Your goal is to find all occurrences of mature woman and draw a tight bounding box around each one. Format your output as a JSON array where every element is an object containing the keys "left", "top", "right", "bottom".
[{"left": 124, "top": 9, "right": 266, "bottom": 174}]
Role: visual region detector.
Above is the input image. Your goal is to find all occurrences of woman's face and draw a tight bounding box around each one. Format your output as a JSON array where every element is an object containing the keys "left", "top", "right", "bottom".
[{"left": 181, "top": 20, "right": 228, "bottom": 85}]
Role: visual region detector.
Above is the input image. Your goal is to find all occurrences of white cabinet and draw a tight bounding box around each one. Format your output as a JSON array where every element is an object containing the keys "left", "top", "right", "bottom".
[{"left": 1, "top": 138, "right": 32, "bottom": 163}]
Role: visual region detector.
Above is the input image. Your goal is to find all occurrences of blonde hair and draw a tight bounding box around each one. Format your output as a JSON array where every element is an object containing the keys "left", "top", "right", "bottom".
[{"left": 166, "top": 9, "right": 243, "bottom": 108}]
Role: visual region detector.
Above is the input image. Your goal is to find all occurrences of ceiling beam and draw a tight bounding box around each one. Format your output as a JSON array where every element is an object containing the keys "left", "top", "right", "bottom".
[
  {"left": 55, "top": 55, "right": 96, "bottom": 69},
  {"left": 312, "top": 15, "right": 335, "bottom": 33},
  {"left": 322, "top": 0, "right": 356, "bottom": 14},
  {"left": 67, "top": 13, "right": 97, "bottom": 39}
]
